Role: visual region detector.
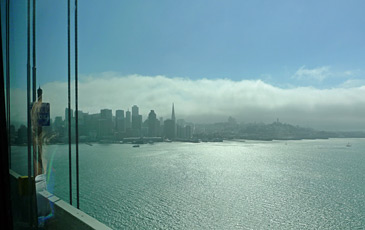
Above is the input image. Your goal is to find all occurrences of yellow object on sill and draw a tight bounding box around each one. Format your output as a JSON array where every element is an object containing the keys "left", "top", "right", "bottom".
[{"left": 18, "top": 176, "right": 35, "bottom": 196}]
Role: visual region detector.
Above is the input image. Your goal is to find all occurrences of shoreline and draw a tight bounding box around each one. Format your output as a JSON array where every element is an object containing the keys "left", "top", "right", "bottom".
[{"left": 10, "top": 137, "right": 365, "bottom": 147}]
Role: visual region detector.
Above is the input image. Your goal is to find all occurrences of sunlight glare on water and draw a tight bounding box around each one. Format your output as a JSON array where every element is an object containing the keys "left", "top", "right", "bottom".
[{"left": 11, "top": 139, "right": 365, "bottom": 229}]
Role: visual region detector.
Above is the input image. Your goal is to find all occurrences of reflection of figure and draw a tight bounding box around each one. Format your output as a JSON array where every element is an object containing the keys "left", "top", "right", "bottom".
[
  {"left": 31, "top": 87, "right": 52, "bottom": 223},
  {"left": 32, "top": 87, "right": 44, "bottom": 177}
]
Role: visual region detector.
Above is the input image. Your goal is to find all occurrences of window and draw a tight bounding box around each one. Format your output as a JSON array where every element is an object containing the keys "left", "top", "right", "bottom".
[{"left": 2, "top": 1, "right": 365, "bottom": 229}]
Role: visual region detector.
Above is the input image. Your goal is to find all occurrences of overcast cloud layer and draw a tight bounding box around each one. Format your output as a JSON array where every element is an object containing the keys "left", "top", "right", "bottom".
[{"left": 10, "top": 73, "right": 365, "bottom": 131}]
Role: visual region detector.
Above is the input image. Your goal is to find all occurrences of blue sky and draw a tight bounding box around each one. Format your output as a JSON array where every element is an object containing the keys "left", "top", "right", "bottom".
[
  {"left": 7, "top": 0, "right": 365, "bottom": 88},
  {"left": 3, "top": 0, "right": 365, "bottom": 129},
  {"left": 80, "top": 0, "right": 365, "bottom": 85}
]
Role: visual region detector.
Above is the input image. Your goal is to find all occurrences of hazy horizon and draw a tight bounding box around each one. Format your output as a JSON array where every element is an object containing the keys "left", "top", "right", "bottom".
[{"left": 8, "top": 72, "right": 365, "bottom": 132}]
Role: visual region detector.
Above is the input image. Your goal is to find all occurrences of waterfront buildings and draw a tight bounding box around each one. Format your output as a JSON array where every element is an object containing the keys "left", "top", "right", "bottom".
[
  {"left": 11, "top": 103, "right": 202, "bottom": 144},
  {"left": 125, "top": 110, "right": 131, "bottom": 130},
  {"left": 99, "top": 109, "right": 113, "bottom": 138},
  {"left": 131, "top": 105, "right": 142, "bottom": 137},
  {"left": 148, "top": 110, "right": 159, "bottom": 137},
  {"left": 115, "top": 110, "right": 125, "bottom": 132},
  {"left": 164, "top": 104, "right": 176, "bottom": 140}
]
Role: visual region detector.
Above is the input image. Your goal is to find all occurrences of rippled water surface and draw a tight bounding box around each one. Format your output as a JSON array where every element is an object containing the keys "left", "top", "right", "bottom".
[{"left": 12, "top": 139, "right": 365, "bottom": 229}]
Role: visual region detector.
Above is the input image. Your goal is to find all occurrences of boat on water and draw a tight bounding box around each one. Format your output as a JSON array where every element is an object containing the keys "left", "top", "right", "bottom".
[
  {"left": 133, "top": 144, "right": 140, "bottom": 148},
  {"left": 85, "top": 142, "right": 93, "bottom": 146},
  {"left": 346, "top": 142, "right": 351, "bottom": 147}
]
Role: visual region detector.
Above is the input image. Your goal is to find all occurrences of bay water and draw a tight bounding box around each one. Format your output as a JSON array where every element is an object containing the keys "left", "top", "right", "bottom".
[{"left": 11, "top": 139, "right": 365, "bottom": 229}]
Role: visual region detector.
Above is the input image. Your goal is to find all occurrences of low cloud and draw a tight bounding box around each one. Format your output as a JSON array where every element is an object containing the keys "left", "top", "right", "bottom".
[
  {"left": 293, "top": 66, "right": 331, "bottom": 82},
  {"left": 340, "top": 79, "right": 365, "bottom": 88},
  {"left": 10, "top": 73, "right": 365, "bottom": 131}
]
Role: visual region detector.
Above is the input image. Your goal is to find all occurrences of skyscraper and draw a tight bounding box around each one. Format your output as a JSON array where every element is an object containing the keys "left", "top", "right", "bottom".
[
  {"left": 125, "top": 110, "right": 131, "bottom": 129},
  {"left": 164, "top": 103, "right": 176, "bottom": 139},
  {"left": 132, "top": 105, "right": 139, "bottom": 117},
  {"left": 171, "top": 103, "right": 176, "bottom": 138},
  {"left": 100, "top": 109, "right": 112, "bottom": 120},
  {"left": 115, "top": 110, "right": 125, "bottom": 132},
  {"left": 125, "top": 110, "right": 132, "bottom": 137},
  {"left": 116, "top": 110, "right": 124, "bottom": 118},
  {"left": 131, "top": 105, "right": 142, "bottom": 137},
  {"left": 171, "top": 103, "right": 175, "bottom": 122},
  {"left": 99, "top": 109, "right": 113, "bottom": 137},
  {"left": 65, "top": 108, "right": 74, "bottom": 122},
  {"left": 148, "top": 110, "right": 158, "bottom": 137}
]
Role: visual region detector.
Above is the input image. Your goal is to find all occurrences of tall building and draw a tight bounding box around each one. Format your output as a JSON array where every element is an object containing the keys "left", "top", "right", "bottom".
[
  {"left": 77, "top": 111, "right": 89, "bottom": 136},
  {"left": 125, "top": 110, "right": 131, "bottom": 129},
  {"left": 164, "top": 103, "right": 176, "bottom": 139},
  {"left": 131, "top": 105, "right": 142, "bottom": 137},
  {"left": 148, "top": 110, "right": 159, "bottom": 137},
  {"left": 65, "top": 108, "right": 74, "bottom": 122},
  {"left": 171, "top": 103, "right": 176, "bottom": 138},
  {"left": 115, "top": 110, "right": 125, "bottom": 132},
  {"left": 85, "top": 113, "right": 100, "bottom": 140},
  {"left": 132, "top": 105, "right": 139, "bottom": 117},
  {"left": 64, "top": 108, "right": 75, "bottom": 139},
  {"left": 116, "top": 110, "right": 124, "bottom": 118},
  {"left": 99, "top": 109, "right": 113, "bottom": 138},
  {"left": 75, "top": 110, "right": 84, "bottom": 125},
  {"left": 172, "top": 103, "right": 176, "bottom": 122}
]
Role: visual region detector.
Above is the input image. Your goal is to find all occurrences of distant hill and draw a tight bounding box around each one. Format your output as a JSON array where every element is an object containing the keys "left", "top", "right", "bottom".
[{"left": 193, "top": 121, "right": 365, "bottom": 141}]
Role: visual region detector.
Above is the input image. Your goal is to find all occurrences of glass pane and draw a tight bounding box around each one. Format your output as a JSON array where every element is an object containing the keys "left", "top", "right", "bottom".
[{"left": 3, "top": 1, "right": 365, "bottom": 229}]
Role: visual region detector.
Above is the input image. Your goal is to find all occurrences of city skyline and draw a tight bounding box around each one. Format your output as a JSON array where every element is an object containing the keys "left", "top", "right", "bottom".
[
  {"left": 37, "top": 103, "right": 192, "bottom": 143},
  {"left": 8, "top": 73, "right": 365, "bottom": 132},
  {"left": 10, "top": 101, "right": 364, "bottom": 146}
]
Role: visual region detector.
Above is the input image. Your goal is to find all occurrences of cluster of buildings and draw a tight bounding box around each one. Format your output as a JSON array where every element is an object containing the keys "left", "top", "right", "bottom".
[
  {"left": 49, "top": 104, "right": 193, "bottom": 143},
  {"left": 11, "top": 90, "right": 363, "bottom": 145},
  {"left": 12, "top": 102, "right": 361, "bottom": 145}
]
